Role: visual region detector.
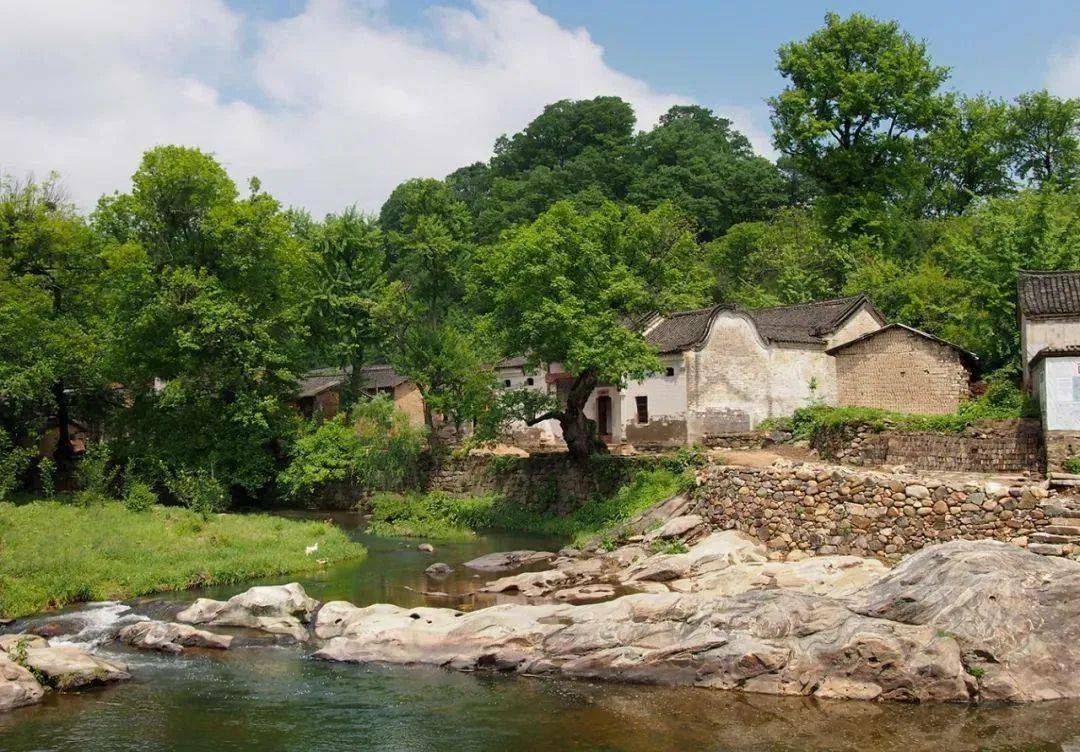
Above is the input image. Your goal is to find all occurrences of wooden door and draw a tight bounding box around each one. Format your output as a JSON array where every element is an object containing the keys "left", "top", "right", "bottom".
[{"left": 596, "top": 395, "right": 611, "bottom": 440}]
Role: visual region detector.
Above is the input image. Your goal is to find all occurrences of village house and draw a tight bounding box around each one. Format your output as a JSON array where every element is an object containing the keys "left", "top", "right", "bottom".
[
  {"left": 294, "top": 365, "right": 425, "bottom": 427},
  {"left": 1019, "top": 270, "right": 1080, "bottom": 471}
]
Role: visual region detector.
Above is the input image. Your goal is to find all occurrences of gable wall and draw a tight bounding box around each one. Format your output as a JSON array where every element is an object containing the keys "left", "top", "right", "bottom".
[
  {"left": 1021, "top": 314, "right": 1080, "bottom": 387},
  {"left": 833, "top": 327, "right": 971, "bottom": 414},
  {"left": 827, "top": 305, "right": 884, "bottom": 348}
]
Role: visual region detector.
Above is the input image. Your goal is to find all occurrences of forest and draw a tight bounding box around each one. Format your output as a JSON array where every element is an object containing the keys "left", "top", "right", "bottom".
[{"left": 2, "top": 12, "right": 1079, "bottom": 505}]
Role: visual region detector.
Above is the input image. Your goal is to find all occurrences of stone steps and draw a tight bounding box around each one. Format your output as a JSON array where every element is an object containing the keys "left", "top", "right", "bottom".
[{"left": 1027, "top": 499, "right": 1080, "bottom": 558}]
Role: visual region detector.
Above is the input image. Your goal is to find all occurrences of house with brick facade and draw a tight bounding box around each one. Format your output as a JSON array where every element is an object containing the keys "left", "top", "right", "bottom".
[
  {"left": 826, "top": 323, "right": 977, "bottom": 415},
  {"left": 1019, "top": 270, "right": 1080, "bottom": 470},
  {"left": 294, "top": 365, "right": 425, "bottom": 427}
]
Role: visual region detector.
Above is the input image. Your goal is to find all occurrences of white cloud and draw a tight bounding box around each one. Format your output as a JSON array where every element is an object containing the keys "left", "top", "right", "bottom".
[
  {"left": 0, "top": 0, "right": 765, "bottom": 216},
  {"left": 1047, "top": 39, "right": 1080, "bottom": 97}
]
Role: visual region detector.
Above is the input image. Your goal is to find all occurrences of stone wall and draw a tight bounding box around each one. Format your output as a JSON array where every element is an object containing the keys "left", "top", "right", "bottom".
[
  {"left": 1045, "top": 430, "right": 1080, "bottom": 473},
  {"left": 832, "top": 326, "right": 972, "bottom": 415},
  {"left": 692, "top": 462, "right": 1052, "bottom": 563},
  {"left": 812, "top": 420, "right": 1044, "bottom": 474},
  {"left": 426, "top": 453, "right": 662, "bottom": 513}
]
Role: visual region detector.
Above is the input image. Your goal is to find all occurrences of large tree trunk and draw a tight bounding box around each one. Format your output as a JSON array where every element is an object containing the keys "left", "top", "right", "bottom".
[{"left": 557, "top": 370, "right": 604, "bottom": 463}]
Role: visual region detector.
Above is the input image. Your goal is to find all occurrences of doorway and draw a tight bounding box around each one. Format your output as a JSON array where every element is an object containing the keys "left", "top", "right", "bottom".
[{"left": 596, "top": 395, "right": 612, "bottom": 442}]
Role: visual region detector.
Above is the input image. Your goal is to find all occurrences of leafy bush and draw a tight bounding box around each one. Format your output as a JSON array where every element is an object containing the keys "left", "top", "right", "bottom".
[
  {"left": 0, "top": 434, "right": 34, "bottom": 501},
  {"left": 37, "top": 457, "right": 56, "bottom": 498},
  {"left": 123, "top": 481, "right": 158, "bottom": 512},
  {"left": 166, "top": 470, "right": 226, "bottom": 517},
  {"left": 1063, "top": 456, "right": 1080, "bottom": 475},
  {"left": 76, "top": 442, "right": 119, "bottom": 496},
  {"left": 279, "top": 397, "right": 425, "bottom": 502}
]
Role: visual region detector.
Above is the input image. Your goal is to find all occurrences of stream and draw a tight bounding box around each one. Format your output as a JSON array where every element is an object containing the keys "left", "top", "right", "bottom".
[{"left": 1, "top": 512, "right": 1079, "bottom": 752}]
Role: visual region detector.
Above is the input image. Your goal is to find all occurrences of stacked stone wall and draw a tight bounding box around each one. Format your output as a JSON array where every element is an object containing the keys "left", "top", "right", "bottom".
[{"left": 692, "top": 462, "right": 1052, "bottom": 563}]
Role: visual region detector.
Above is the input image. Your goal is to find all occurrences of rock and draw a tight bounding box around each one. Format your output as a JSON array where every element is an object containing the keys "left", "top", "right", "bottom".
[
  {"left": 551, "top": 584, "right": 617, "bottom": 604},
  {"left": 117, "top": 621, "right": 233, "bottom": 654},
  {"left": 176, "top": 582, "right": 318, "bottom": 640},
  {"left": 850, "top": 540, "right": 1080, "bottom": 702},
  {"left": 424, "top": 563, "right": 453, "bottom": 579},
  {"left": 557, "top": 547, "right": 582, "bottom": 559},
  {"left": 0, "top": 653, "right": 44, "bottom": 712},
  {"left": 0, "top": 634, "right": 48, "bottom": 653},
  {"left": 905, "top": 484, "right": 930, "bottom": 500},
  {"left": 480, "top": 568, "right": 569, "bottom": 598},
  {"left": 23, "top": 646, "right": 131, "bottom": 691},
  {"left": 463, "top": 550, "right": 555, "bottom": 572},
  {"left": 417, "top": 543, "right": 434, "bottom": 553},
  {"left": 643, "top": 514, "right": 704, "bottom": 542},
  {"left": 314, "top": 588, "right": 972, "bottom": 703}
]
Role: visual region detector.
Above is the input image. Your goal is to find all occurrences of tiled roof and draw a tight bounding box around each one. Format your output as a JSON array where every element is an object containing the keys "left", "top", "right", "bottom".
[
  {"left": 825, "top": 323, "right": 979, "bottom": 368},
  {"left": 359, "top": 364, "right": 409, "bottom": 390},
  {"left": 644, "top": 295, "right": 875, "bottom": 353},
  {"left": 296, "top": 369, "right": 348, "bottom": 398},
  {"left": 1018, "top": 270, "right": 1080, "bottom": 317},
  {"left": 1029, "top": 345, "right": 1080, "bottom": 368}
]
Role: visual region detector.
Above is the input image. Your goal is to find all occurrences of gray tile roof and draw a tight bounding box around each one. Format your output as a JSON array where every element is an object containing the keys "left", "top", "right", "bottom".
[
  {"left": 1029, "top": 344, "right": 1080, "bottom": 368},
  {"left": 644, "top": 295, "right": 875, "bottom": 353},
  {"left": 296, "top": 364, "right": 410, "bottom": 397},
  {"left": 1018, "top": 270, "right": 1080, "bottom": 317}
]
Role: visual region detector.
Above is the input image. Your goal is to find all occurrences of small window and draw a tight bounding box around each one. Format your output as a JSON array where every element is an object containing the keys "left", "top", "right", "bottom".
[
  {"left": 503, "top": 379, "right": 512, "bottom": 388},
  {"left": 665, "top": 367, "right": 675, "bottom": 377},
  {"left": 636, "top": 396, "right": 649, "bottom": 424},
  {"left": 526, "top": 377, "right": 534, "bottom": 386}
]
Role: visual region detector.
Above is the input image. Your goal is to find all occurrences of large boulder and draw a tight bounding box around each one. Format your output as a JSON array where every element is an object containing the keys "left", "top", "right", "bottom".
[
  {"left": 313, "top": 589, "right": 973, "bottom": 702},
  {"left": 0, "top": 653, "right": 44, "bottom": 712},
  {"left": 463, "top": 551, "right": 555, "bottom": 572},
  {"left": 118, "top": 621, "right": 233, "bottom": 654},
  {"left": 0, "top": 634, "right": 48, "bottom": 653},
  {"left": 176, "top": 583, "right": 318, "bottom": 640},
  {"left": 22, "top": 646, "right": 130, "bottom": 691},
  {"left": 850, "top": 539, "right": 1080, "bottom": 702}
]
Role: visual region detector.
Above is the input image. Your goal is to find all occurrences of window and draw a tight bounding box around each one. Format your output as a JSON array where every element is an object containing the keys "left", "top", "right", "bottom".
[
  {"left": 636, "top": 396, "right": 649, "bottom": 424},
  {"left": 665, "top": 367, "right": 675, "bottom": 377},
  {"left": 503, "top": 379, "right": 512, "bottom": 388},
  {"left": 526, "top": 377, "right": 534, "bottom": 386}
]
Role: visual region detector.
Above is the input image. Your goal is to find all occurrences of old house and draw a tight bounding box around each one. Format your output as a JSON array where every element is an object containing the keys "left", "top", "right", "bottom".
[
  {"left": 826, "top": 324, "right": 977, "bottom": 415},
  {"left": 1019, "top": 270, "right": 1080, "bottom": 470},
  {"left": 294, "top": 365, "right": 425, "bottom": 427},
  {"left": 583, "top": 295, "right": 885, "bottom": 447}
]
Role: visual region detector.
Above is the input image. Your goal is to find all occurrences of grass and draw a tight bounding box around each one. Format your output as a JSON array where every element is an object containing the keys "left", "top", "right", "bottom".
[
  {"left": 366, "top": 468, "right": 694, "bottom": 547},
  {"left": 0, "top": 496, "right": 366, "bottom": 619}
]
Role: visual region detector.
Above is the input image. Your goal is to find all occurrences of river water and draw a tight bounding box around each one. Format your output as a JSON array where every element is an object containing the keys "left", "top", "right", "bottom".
[{"left": 1, "top": 512, "right": 1078, "bottom": 752}]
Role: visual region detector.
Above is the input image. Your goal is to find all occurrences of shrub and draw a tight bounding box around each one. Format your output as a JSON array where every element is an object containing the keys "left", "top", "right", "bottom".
[
  {"left": 279, "top": 397, "right": 425, "bottom": 502},
  {"left": 1063, "top": 456, "right": 1080, "bottom": 475},
  {"left": 37, "top": 457, "right": 56, "bottom": 498},
  {"left": 0, "top": 433, "right": 34, "bottom": 501},
  {"left": 167, "top": 470, "right": 226, "bottom": 517},
  {"left": 123, "top": 481, "right": 158, "bottom": 512},
  {"left": 76, "top": 442, "right": 119, "bottom": 496}
]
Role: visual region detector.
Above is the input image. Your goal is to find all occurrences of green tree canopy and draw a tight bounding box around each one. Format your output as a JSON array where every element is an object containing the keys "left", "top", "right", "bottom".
[{"left": 1007, "top": 90, "right": 1080, "bottom": 190}]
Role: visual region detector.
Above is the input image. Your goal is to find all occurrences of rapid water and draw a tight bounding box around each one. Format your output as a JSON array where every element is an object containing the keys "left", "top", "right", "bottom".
[{"left": 1, "top": 512, "right": 1079, "bottom": 752}]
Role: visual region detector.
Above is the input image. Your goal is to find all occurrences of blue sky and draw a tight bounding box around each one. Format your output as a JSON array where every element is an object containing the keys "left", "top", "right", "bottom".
[{"left": 3, "top": 1, "right": 1078, "bottom": 214}]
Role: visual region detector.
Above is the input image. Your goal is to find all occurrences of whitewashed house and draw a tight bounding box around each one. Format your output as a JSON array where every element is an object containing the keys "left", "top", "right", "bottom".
[
  {"left": 582, "top": 295, "right": 885, "bottom": 447},
  {"left": 1019, "top": 270, "right": 1080, "bottom": 470}
]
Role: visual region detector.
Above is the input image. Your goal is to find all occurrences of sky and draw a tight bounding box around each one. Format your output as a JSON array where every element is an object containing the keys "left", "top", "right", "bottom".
[{"left": 1, "top": 0, "right": 1078, "bottom": 216}]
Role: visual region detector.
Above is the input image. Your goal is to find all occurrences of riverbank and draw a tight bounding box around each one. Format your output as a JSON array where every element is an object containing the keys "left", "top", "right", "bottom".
[
  {"left": 366, "top": 467, "right": 693, "bottom": 545},
  {"left": 0, "top": 498, "right": 365, "bottom": 619}
]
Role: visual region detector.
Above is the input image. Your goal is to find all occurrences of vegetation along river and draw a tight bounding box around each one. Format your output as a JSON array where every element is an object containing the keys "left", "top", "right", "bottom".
[{"left": 1, "top": 512, "right": 1079, "bottom": 752}]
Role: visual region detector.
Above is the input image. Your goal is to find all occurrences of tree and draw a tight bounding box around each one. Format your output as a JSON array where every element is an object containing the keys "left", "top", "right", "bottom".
[
  {"left": 477, "top": 201, "right": 709, "bottom": 460},
  {"left": 770, "top": 12, "right": 951, "bottom": 236},
  {"left": 627, "top": 105, "right": 786, "bottom": 239},
  {"left": 303, "top": 208, "right": 385, "bottom": 409},
  {"left": 923, "top": 95, "right": 1014, "bottom": 215},
  {"left": 376, "top": 179, "right": 492, "bottom": 435},
  {"left": 1007, "top": 90, "right": 1080, "bottom": 190},
  {"left": 95, "top": 146, "right": 310, "bottom": 495},
  {"left": 0, "top": 175, "right": 106, "bottom": 479}
]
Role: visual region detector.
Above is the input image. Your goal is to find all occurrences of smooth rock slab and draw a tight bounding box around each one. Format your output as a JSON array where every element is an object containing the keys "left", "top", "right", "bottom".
[
  {"left": 0, "top": 654, "right": 44, "bottom": 712},
  {"left": 0, "top": 634, "right": 48, "bottom": 653},
  {"left": 23, "top": 646, "right": 131, "bottom": 691},
  {"left": 118, "top": 621, "right": 233, "bottom": 654},
  {"left": 463, "top": 551, "right": 555, "bottom": 572},
  {"left": 176, "top": 582, "right": 318, "bottom": 640}
]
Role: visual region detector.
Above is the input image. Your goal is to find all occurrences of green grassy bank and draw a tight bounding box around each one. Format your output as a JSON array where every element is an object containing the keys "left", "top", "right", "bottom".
[
  {"left": 367, "top": 467, "right": 693, "bottom": 547},
  {"left": 0, "top": 498, "right": 365, "bottom": 619}
]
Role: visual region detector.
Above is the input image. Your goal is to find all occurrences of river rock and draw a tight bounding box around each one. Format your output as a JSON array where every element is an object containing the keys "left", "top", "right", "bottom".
[
  {"left": 480, "top": 568, "right": 569, "bottom": 597},
  {"left": 176, "top": 582, "right": 318, "bottom": 640},
  {"left": 643, "top": 514, "right": 704, "bottom": 542},
  {"left": 850, "top": 539, "right": 1080, "bottom": 702},
  {"left": 463, "top": 550, "right": 555, "bottom": 572},
  {"left": 418, "top": 543, "right": 434, "bottom": 553},
  {"left": 313, "top": 588, "right": 973, "bottom": 703},
  {"left": 551, "top": 584, "right": 617, "bottom": 604},
  {"left": 23, "top": 645, "right": 131, "bottom": 690},
  {"left": 118, "top": 621, "right": 233, "bottom": 654},
  {"left": 0, "top": 634, "right": 48, "bottom": 653},
  {"left": 0, "top": 653, "right": 44, "bottom": 712},
  {"left": 424, "top": 563, "right": 453, "bottom": 578}
]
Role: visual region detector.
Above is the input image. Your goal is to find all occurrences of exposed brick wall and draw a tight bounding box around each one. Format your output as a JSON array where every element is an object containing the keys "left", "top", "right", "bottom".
[
  {"left": 693, "top": 462, "right": 1052, "bottom": 563},
  {"left": 812, "top": 420, "right": 1045, "bottom": 474},
  {"left": 833, "top": 327, "right": 971, "bottom": 415}
]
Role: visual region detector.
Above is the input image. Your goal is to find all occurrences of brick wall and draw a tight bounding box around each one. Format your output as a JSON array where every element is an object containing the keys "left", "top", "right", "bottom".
[
  {"left": 833, "top": 327, "right": 971, "bottom": 415},
  {"left": 812, "top": 420, "right": 1045, "bottom": 474},
  {"left": 693, "top": 462, "right": 1052, "bottom": 562}
]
